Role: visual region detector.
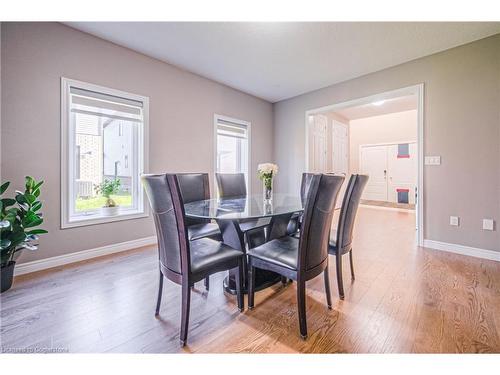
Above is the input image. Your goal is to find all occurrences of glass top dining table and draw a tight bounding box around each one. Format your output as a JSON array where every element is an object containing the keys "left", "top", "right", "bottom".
[
  {"left": 184, "top": 193, "right": 304, "bottom": 221},
  {"left": 184, "top": 194, "right": 304, "bottom": 295}
]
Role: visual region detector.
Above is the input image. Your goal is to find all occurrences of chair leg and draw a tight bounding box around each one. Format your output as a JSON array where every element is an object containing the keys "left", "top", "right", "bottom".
[
  {"left": 324, "top": 266, "right": 332, "bottom": 309},
  {"left": 349, "top": 251, "right": 355, "bottom": 281},
  {"left": 155, "top": 271, "right": 163, "bottom": 316},
  {"left": 235, "top": 259, "right": 244, "bottom": 312},
  {"left": 180, "top": 283, "right": 191, "bottom": 347},
  {"left": 336, "top": 254, "right": 345, "bottom": 300},
  {"left": 248, "top": 259, "right": 256, "bottom": 310},
  {"left": 204, "top": 276, "right": 210, "bottom": 291},
  {"left": 297, "top": 280, "right": 307, "bottom": 339}
]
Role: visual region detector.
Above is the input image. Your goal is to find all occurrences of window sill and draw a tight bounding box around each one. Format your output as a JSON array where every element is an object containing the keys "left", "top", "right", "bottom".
[{"left": 61, "top": 209, "right": 149, "bottom": 229}]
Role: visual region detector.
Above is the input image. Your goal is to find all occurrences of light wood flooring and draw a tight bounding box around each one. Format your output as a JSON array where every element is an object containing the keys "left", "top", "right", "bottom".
[{"left": 1, "top": 207, "right": 499, "bottom": 353}]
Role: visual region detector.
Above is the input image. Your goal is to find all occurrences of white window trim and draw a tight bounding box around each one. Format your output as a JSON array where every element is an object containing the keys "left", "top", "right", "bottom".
[
  {"left": 61, "top": 77, "right": 149, "bottom": 229},
  {"left": 213, "top": 114, "right": 251, "bottom": 195}
]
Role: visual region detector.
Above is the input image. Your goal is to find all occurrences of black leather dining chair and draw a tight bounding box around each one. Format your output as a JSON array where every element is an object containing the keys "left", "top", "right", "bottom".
[
  {"left": 141, "top": 173, "right": 244, "bottom": 347},
  {"left": 215, "top": 172, "right": 247, "bottom": 198},
  {"left": 177, "top": 173, "right": 221, "bottom": 291},
  {"left": 328, "top": 174, "right": 368, "bottom": 299},
  {"left": 177, "top": 173, "right": 221, "bottom": 242},
  {"left": 247, "top": 174, "right": 344, "bottom": 339},
  {"left": 215, "top": 172, "right": 269, "bottom": 246},
  {"left": 287, "top": 172, "right": 315, "bottom": 234}
]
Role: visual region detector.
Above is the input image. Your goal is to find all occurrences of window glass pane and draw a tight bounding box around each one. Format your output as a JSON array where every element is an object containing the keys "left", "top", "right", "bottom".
[
  {"left": 216, "top": 118, "right": 249, "bottom": 180},
  {"left": 217, "top": 134, "right": 239, "bottom": 173},
  {"left": 102, "top": 119, "right": 135, "bottom": 209},
  {"left": 74, "top": 112, "right": 104, "bottom": 212},
  {"left": 71, "top": 96, "right": 140, "bottom": 215}
]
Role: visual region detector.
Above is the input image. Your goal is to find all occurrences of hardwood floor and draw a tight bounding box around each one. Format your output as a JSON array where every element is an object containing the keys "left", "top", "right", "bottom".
[{"left": 1, "top": 207, "right": 499, "bottom": 353}]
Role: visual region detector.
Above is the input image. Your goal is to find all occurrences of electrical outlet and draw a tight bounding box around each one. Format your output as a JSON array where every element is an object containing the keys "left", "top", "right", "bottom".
[
  {"left": 450, "top": 216, "right": 459, "bottom": 226},
  {"left": 425, "top": 156, "right": 441, "bottom": 165},
  {"left": 483, "top": 219, "right": 495, "bottom": 231}
]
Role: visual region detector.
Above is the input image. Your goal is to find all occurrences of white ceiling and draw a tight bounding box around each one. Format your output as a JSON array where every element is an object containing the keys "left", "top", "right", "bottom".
[
  {"left": 335, "top": 95, "right": 418, "bottom": 120},
  {"left": 66, "top": 22, "right": 500, "bottom": 103}
]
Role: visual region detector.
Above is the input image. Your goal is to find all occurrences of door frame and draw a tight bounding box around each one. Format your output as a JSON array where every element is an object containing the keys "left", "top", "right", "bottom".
[{"left": 304, "top": 84, "right": 424, "bottom": 247}]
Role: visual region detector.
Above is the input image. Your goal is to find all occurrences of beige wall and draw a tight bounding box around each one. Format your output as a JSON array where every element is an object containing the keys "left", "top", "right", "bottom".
[
  {"left": 349, "top": 109, "right": 417, "bottom": 174},
  {"left": 1, "top": 22, "right": 274, "bottom": 264},
  {"left": 274, "top": 34, "right": 500, "bottom": 251}
]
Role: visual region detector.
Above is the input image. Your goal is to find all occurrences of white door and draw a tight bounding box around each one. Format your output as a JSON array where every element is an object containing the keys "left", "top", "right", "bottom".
[
  {"left": 387, "top": 142, "right": 417, "bottom": 204},
  {"left": 332, "top": 121, "right": 349, "bottom": 207},
  {"left": 308, "top": 115, "right": 328, "bottom": 173},
  {"left": 360, "top": 145, "right": 388, "bottom": 201}
]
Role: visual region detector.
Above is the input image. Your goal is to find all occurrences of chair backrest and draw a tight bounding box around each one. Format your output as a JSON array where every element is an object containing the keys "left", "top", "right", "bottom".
[
  {"left": 335, "top": 174, "right": 369, "bottom": 253},
  {"left": 299, "top": 174, "right": 344, "bottom": 272},
  {"left": 176, "top": 173, "right": 210, "bottom": 226},
  {"left": 300, "top": 173, "right": 315, "bottom": 206},
  {"left": 216, "top": 173, "right": 247, "bottom": 198},
  {"left": 141, "top": 174, "right": 190, "bottom": 276}
]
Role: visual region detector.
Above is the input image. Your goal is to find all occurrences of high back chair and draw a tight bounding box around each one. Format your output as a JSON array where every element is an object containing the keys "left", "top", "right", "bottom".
[
  {"left": 247, "top": 174, "right": 344, "bottom": 339},
  {"left": 176, "top": 173, "right": 222, "bottom": 291},
  {"left": 328, "top": 174, "right": 369, "bottom": 299},
  {"left": 215, "top": 173, "right": 247, "bottom": 198},
  {"left": 142, "top": 173, "right": 244, "bottom": 346},
  {"left": 215, "top": 172, "right": 269, "bottom": 248}
]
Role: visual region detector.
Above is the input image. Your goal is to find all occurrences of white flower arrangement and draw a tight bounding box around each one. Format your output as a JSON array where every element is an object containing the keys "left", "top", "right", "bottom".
[{"left": 257, "top": 163, "right": 279, "bottom": 178}]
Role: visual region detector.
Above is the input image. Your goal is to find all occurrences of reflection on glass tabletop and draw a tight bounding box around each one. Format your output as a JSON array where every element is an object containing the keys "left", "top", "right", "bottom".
[{"left": 184, "top": 194, "right": 303, "bottom": 220}]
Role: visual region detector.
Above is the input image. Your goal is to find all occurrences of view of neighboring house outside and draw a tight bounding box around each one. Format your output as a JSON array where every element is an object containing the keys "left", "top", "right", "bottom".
[{"left": 75, "top": 113, "right": 133, "bottom": 212}]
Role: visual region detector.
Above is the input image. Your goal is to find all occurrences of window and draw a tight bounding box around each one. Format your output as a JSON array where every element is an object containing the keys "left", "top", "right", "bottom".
[
  {"left": 214, "top": 115, "right": 250, "bottom": 193},
  {"left": 61, "top": 78, "right": 148, "bottom": 228}
]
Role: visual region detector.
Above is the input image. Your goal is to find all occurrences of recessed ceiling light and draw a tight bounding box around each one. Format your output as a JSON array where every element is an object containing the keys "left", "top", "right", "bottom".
[{"left": 372, "top": 100, "right": 385, "bottom": 106}]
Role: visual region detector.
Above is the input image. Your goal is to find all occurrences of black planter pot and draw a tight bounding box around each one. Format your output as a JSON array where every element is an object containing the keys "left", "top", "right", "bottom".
[{"left": 1, "top": 261, "right": 15, "bottom": 293}]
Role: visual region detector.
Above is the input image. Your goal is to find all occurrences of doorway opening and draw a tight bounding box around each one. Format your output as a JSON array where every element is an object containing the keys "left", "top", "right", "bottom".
[{"left": 305, "top": 84, "right": 424, "bottom": 246}]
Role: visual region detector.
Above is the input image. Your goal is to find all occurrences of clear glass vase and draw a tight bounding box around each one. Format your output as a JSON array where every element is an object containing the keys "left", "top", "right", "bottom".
[{"left": 263, "top": 177, "right": 273, "bottom": 202}]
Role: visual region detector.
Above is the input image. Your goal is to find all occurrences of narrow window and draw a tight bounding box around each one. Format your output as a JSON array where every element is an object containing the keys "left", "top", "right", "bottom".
[
  {"left": 61, "top": 78, "right": 148, "bottom": 227},
  {"left": 214, "top": 115, "right": 250, "bottom": 193}
]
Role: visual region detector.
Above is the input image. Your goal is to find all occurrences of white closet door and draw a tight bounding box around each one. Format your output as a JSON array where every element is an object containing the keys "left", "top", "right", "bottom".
[
  {"left": 332, "top": 121, "right": 349, "bottom": 175},
  {"left": 332, "top": 121, "right": 349, "bottom": 207},
  {"left": 308, "top": 115, "right": 328, "bottom": 173},
  {"left": 360, "top": 145, "right": 388, "bottom": 201},
  {"left": 387, "top": 142, "right": 417, "bottom": 204}
]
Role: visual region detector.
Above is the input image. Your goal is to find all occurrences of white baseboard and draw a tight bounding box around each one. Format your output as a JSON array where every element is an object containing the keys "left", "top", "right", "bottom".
[
  {"left": 360, "top": 204, "right": 415, "bottom": 213},
  {"left": 14, "top": 236, "right": 157, "bottom": 276},
  {"left": 423, "top": 239, "right": 500, "bottom": 262}
]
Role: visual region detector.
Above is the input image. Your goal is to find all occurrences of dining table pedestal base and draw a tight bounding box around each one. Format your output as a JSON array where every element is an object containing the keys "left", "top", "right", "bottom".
[{"left": 223, "top": 269, "right": 282, "bottom": 295}]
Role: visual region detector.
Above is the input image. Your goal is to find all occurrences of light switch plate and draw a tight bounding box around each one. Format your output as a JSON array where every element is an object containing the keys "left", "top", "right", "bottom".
[
  {"left": 483, "top": 219, "right": 495, "bottom": 231},
  {"left": 450, "top": 216, "right": 459, "bottom": 226},
  {"left": 425, "top": 156, "right": 441, "bottom": 165}
]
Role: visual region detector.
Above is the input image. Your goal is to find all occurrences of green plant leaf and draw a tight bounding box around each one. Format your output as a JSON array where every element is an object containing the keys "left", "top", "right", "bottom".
[
  {"left": 7, "top": 231, "right": 27, "bottom": 248},
  {"left": 0, "top": 181, "right": 10, "bottom": 195},
  {"left": 0, "top": 238, "right": 12, "bottom": 250},
  {"left": 0, "top": 220, "right": 11, "bottom": 229},
  {"left": 25, "top": 176, "right": 35, "bottom": 190},
  {"left": 33, "top": 181, "right": 44, "bottom": 191},
  {"left": 1, "top": 198, "right": 16, "bottom": 207},
  {"left": 24, "top": 217, "right": 43, "bottom": 228},
  {"left": 15, "top": 194, "right": 27, "bottom": 205},
  {"left": 26, "top": 229, "right": 48, "bottom": 235},
  {"left": 32, "top": 201, "right": 42, "bottom": 212},
  {"left": 25, "top": 193, "right": 36, "bottom": 204}
]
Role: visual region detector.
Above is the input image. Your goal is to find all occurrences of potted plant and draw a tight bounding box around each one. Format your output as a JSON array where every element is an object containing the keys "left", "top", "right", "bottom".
[
  {"left": 258, "top": 163, "right": 278, "bottom": 202},
  {"left": 94, "top": 178, "right": 121, "bottom": 216},
  {"left": 1, "top": 176, "right": 47, "bottom": 293}
]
